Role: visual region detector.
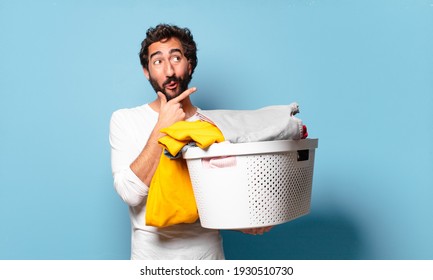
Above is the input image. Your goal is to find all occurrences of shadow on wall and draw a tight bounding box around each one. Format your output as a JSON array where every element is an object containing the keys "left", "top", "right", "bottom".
[{"left": 221, "top": 212, "right": 364, "bottom": 260}]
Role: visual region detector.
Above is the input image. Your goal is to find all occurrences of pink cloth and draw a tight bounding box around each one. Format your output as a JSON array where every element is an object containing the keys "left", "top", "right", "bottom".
[{"left": 201, "top": 156, "right": 237, "bottom": 169}]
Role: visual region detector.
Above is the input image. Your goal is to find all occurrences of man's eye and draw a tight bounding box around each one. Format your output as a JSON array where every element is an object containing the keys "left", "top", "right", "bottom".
[
  {"left": 153, "top": 60, "right": 161, "bottom": 65},
  {"left": 172, "top": 56, "right": 181, "bottom": 62}
]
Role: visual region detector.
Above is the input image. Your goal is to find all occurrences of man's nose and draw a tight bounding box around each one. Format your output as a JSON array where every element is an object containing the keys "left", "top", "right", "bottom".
[{"left": 165, "top": 61, "right": 175, "bottom": 76}]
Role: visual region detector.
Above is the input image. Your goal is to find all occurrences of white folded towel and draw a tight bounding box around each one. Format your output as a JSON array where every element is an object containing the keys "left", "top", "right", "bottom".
[{"left": 197, "top": 103, "right": 303, "bottom": 143}]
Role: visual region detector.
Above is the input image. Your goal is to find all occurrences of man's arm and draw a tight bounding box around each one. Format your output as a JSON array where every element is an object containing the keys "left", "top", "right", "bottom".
[
  {"left": 130, "top": 88, "right": 197, "bottom": 185},
  {"left": 129, "top": 125, "right": 164, "bottom": 186}
]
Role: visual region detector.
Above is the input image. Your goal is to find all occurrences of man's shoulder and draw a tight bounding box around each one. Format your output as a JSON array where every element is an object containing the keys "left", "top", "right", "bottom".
[
  {"left": 112, "top": 104, "right": 149, "bottom": 118},
  {"left": 110, "top": 103, "right": 158, "bottom": 133},
  {"left": 114, "top": 104, "right": 148, "bottom": 113},
  {"left": 110, "top": 104, "right": 152, "bottom": 126}
]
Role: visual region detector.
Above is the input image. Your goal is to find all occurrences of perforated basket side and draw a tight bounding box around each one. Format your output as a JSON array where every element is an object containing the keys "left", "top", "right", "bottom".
[
  {"left": 186, "top": 157, "right": 250, "bottom": 228},
  {"left": 186, "top": 145, "right": 316, "bottom": 229},
  {"left": 186, "top": 159, "right": 210, "bottom": 226},
  {"left": 246, "top": 151, "right": 314, "bottom": 226}
]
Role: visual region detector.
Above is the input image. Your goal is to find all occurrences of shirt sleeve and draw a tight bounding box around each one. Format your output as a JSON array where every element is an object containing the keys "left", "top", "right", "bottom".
[{"left": 109, "top": 110, "right": 149, "bottom": 206}]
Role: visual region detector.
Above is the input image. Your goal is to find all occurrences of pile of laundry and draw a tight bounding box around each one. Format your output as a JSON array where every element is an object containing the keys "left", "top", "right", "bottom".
[{"left": 146, "top": 103, "right": 308, "bottom": 227}]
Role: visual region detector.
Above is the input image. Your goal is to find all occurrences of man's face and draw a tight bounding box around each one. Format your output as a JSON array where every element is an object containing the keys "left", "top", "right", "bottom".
[{"left": 145, "top": 37, "right": 192, "bottom": 101}]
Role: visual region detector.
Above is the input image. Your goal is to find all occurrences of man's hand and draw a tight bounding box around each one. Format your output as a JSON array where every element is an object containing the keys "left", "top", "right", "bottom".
[
  {"left": 157, "top": 87, "right": 197, "bottom": 129},
  {"left": 240, "top": 226, "right": 273, "bottom": 235}
]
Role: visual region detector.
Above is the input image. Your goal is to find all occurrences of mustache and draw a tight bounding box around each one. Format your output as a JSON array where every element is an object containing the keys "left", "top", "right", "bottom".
[{"left": 162, "top": 76, "right": 181, "bottom": 87}]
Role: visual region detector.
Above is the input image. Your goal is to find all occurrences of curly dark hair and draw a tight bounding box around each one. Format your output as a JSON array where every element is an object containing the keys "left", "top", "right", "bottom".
[{"left": 139, "top": 24, "right": 198, "bottom": 78}]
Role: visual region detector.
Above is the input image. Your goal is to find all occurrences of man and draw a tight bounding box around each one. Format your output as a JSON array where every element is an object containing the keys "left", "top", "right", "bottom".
[{"left": 110, "top": 24, "right": 270, "bottom": 260}]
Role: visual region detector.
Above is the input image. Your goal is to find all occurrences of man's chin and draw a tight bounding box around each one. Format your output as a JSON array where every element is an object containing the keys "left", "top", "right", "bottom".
[{"left": 162, "top": 89, "right": 182, "bottom": 101}]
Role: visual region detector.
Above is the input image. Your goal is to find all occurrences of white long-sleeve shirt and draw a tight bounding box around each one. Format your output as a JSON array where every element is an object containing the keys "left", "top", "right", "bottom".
[{"left": 109, "top": 104, "right": 224, "bottom": 260}]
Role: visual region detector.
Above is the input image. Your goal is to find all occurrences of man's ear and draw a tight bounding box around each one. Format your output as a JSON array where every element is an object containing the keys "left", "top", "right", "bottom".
[
  {"left": 143, "top": 68, "right": 150, "bottom": 80},
  {"left": 188, "top": 61, "right": 192, "bottom": 76}
]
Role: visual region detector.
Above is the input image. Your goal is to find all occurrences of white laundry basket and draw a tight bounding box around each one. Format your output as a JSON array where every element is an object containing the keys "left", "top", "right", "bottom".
[{"left": 183, "top": 138, "right": 318, "bottom": 229}]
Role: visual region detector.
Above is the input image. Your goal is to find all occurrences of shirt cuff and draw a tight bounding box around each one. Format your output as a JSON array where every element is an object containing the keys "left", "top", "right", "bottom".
[{"left": 125, "top": 166, "right": 149, "bottom": 195}]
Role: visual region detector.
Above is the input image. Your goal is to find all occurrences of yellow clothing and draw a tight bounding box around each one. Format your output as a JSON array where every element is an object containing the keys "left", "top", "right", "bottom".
[
  {"left": 159, "top": 120, "right": 225, "bottom": 156},
  {"left": 145, "top": 121, "right": 225, "bottom": 227}
]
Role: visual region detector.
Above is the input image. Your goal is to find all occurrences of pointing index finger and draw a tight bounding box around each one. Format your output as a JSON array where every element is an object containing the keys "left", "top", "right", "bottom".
[{"left": 171, "top": 87, "right": 197, "bottom": 103}]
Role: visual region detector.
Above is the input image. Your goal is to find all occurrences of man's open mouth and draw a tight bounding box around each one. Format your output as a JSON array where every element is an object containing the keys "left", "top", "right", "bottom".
[{"left": 165, "top": 81, "right": 178, "bottom": 90}]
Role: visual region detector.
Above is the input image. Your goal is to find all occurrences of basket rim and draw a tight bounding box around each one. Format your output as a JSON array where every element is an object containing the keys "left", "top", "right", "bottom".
[{"left": 183, "top": 138, "right": 318, "bottom": 159}]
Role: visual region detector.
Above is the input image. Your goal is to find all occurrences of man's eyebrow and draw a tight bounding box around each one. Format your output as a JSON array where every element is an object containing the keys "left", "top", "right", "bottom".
[
  {"left": 149, "top": 51, "right": 162, "bottom": 60},
  {"left": 149, "top": 48, "right": 183, "bottom": 60},
  {"left": 169, "top": 48, "right": 183, "bottom": 55}
]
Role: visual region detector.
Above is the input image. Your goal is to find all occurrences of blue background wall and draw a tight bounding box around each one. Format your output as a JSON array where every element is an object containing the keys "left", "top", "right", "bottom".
[{"left": 1, "top": 0, "right": 432, "bottom": 259}]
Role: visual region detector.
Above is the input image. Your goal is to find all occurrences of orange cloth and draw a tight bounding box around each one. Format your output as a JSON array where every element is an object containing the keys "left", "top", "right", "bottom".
[{"left": 145, "top": 120, "right": 225, "bottom": 227}]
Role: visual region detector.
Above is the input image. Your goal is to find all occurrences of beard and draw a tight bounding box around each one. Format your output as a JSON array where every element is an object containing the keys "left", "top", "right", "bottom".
[{"left": 148, "top": 73, "right": 191, "bottom": 101}]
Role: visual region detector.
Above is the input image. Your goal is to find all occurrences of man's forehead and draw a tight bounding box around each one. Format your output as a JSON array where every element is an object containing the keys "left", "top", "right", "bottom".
[{"left": 149, "top": 37, "right": 184, "bottom": 56}]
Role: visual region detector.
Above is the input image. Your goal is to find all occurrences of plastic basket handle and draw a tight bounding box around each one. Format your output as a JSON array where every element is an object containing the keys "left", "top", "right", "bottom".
[{"left": 297, "top": 149, "right": 309, "bottom": 162}]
